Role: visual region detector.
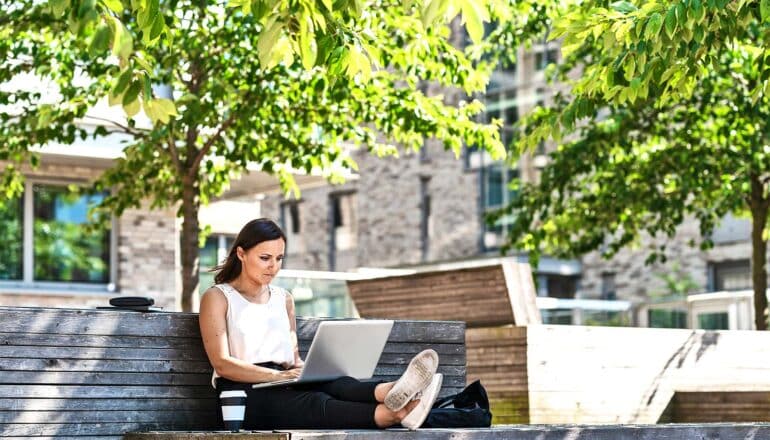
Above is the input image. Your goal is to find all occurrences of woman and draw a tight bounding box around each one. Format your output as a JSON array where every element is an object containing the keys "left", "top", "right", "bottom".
[{"left": 199, "top": 218, "right": 443, "bottom": 430}]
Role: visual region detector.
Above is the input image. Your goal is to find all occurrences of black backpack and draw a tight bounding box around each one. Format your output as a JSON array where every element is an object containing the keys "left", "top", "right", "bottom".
[{"left": 422, "top": 380, "right": 493, "bottom": 428}]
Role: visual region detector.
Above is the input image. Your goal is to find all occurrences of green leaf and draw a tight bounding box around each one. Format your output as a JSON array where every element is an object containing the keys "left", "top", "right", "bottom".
[
  {"left": 112, "top": 68, "right": 133, "bottom": 95},
  {"left": 107, "top": 15, "right": 133, "bottom": 60},
  {"left": 460, "top": 0, "right": 488, "bottom": 44},
  {"left": 610, "top": 1, "right": 637, "bottom": 14},
  {"left": 298, "top": 10, "right": 316, "bottom": 69},
  {"left": 664, "top": 7, "right": 677, "bottom": 38},
  {"left": 148, "top": 13, "right": 164, "bottom": 41},
  {"left": 257, "top": 16, "right": 283, "bottom": 67},
  {"left": 122, "top": 81, "right": 141, "bottom": 106},
  {"left": 645, "top": 13, "right": 663, "bottom": 39},
  {"left": 124, "top": 97, "right": 141, "bottom": 118},
  {"left": 101, "top": 0, "right": 123, "bottom": 13},
  {"left": 421, "top": 0, "right": 441, "bottom": 28},
  {"left": 762, "top": 0, "right": 770, "bottom": 21},
  {"left": 49, "top": 0, "right": 68, "bottom": 17},
  {"left": 154, "top": 98, "right": 178, "bottom": 118},
  {"left": 88, "top": 22, "right": 111, "bottom": 56},
  {"left": 77, "top": 0, "right": 96, "bottom": 19},
  {"left": 143, "top": 74, "right": 153, "bottom": 100}
]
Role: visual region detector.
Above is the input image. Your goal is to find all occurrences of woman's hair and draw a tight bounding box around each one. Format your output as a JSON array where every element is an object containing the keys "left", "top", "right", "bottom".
[{"left": 212, "top": 218, "right": 287, "bottom": 284}]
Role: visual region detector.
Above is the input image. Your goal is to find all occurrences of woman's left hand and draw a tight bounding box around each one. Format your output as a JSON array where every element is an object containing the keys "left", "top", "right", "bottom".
[{"left": 281, "top": 359, "right": 304, "bottom": 369}]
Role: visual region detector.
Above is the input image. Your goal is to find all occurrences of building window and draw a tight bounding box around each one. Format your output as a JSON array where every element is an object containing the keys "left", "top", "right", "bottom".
[
  {"left": 280, "top": 201, "right": 304, "bottom": 256},
  {"left": 330, "top": 192, "right": 357, "bottom": 251},
  {"left": 708, "top": 259, "right": 751, "bottom": 291},
  {"left": 420, "top": 176, "right": 431, "bottom": 261},
  {"left": 0, "top": 182, "right": 112, "bottom": 287},
  {"left": 199, "top": 234, "right": 234, "bottom": 294},
  {"left": 485, "top": 88, "right": 518, "bottom": 148},
  {"left": 697, "top": 312, "right": 729, "bottom": 330},
  {"left": 600, "top": 272, "right": 616, "bottom": 300},
  {"left": 482, "top": 163, "right": 518, "bottom": 249},
  {"left": 535, "top": 47, "right": 559, "bottom": 71}
]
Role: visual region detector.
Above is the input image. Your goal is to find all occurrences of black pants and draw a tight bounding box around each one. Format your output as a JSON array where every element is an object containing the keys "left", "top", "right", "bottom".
[{"left": 216, "top": 368, "right": 381, "bottom": 429}]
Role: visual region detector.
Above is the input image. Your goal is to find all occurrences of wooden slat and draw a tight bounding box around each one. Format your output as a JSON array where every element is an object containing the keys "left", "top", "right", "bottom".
[
  {"left": 0, "top": 411, "right": 212, "bottom": 424},
  {"left": 0, "top": 399, "right": 217, "bottom": 412},
  {"left": 348, "top": 263, "right": 538, "bottom": 328},
  {"left": 0, "top": 333, "right": 202, "bottom": 349},
  {"left": 465, "top": 327, "right": 529, "bottom": 424},
  {"left": 1, "top": 423, "right": 216, "bottom": 437},
  {"left": 0, "top": 385, "right": 216, "bottom": 399},
  {"left": 0, "top": 358, "right": 212, "bottom": 374},
  {"left": 0, "top": 371, "right": 211, "bottom": 386},
  {"left": 0, "top": 346, "right": 207, "bottom": 361},
  {"left": 0, "top": 308, "right": 465, "bottom": 343},
  {"left": 672, "top": 392, "right": 770, "bottom": 422}
]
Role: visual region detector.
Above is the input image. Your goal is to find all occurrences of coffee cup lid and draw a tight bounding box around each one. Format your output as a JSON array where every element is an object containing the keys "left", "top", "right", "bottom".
[{"left": 220, "top": 390, "right": 247, "bottom": 398}]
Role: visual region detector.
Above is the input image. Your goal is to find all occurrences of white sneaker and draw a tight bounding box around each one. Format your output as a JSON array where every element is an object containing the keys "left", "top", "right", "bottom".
[
  {"left": 384, "top": 349, "right": 439, "bottom": 411},
  {"left": 401, "top": 373, "right": 443, "bottom": 430}
]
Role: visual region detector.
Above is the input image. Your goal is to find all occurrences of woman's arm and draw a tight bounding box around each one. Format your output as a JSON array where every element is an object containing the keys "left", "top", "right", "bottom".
[
  {"left": 285, "top": 291, "right": 305, "bottom": 368},
  {"left": 198, "top": 287, "right": 301, "bottom": 383}
]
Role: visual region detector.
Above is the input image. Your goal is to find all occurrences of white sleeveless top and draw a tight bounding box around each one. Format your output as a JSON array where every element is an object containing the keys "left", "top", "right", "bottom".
[{"left": 211, "top": 283, "right": 294, "bottom": 387}]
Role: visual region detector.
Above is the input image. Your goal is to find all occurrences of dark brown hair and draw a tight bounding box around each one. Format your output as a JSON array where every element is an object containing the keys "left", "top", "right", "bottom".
[{"left": 212, "top": 218, "right": 287, "bottom": 284}]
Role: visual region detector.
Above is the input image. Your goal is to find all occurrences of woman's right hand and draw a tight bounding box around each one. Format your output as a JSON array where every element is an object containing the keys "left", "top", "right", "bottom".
[{"left": 277, "top": 367, "right": 302, "bottom": 381}]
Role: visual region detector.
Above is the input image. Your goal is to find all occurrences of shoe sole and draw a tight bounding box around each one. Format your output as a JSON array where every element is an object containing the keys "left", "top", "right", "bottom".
[
  {"left": 384, "top": 349, "right": 438, "bottom": 412},
  {"left": 402, "top": 373, "right": 444, "bottom": 430}
]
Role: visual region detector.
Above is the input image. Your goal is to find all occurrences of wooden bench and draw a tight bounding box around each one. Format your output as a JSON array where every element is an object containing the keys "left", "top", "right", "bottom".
[{"left": 0, "top": 306, "right": 465, "bottom": 439}]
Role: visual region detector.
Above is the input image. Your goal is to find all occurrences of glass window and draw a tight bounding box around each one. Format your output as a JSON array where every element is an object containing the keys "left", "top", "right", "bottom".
[
  {"left": 482, "top": 164, "right": 518, "bottom": 249},
  {"left": 600, "top": 273, "right": 616, "bottom": 300},
  {"left": 710, "top": 260, "right": 751, "bottom": 291},
  {"left": 0, "top": 198, "right": 23, "bottom": 280},
  {"left": 535, "top": 48, "right": 559, "bottom": 71},
  {"left": 0, "top": 183, "right": 115, "bottom": 288},
  {"left": 199, "top": 235, "right": 234, "bottom": 294},
  {"left": 542, "top": 309, "right": 573, "bottom": 324},
  {"left": 697, "top": 312, "right": 729, "bottom": 330},
  {"left": 648, "top": 309, "right": 688, "bottom": 328},
  {"left": 331, "top": 193, "right": 357, "bottom": 251},
  {"left": 32, "top": 184, "right": 110, "bottom": 283}
]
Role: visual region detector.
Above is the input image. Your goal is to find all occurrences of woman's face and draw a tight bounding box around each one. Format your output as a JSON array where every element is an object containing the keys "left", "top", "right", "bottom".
[{"left": 236, "top": 238, "right": 285, "bottom": 285}]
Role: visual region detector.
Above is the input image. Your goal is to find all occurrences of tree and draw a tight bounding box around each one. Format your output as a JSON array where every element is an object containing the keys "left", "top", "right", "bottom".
[
  {"left": 503, "top": 0, "right": 770, "bottom": 329},
  {"left": 500, "top": 41, "right": 770, "bottom": 329},
  {"left": 31, "top": 0, "right": 498, "bottom": 118},
  {"left": 2, "top": 0, "right": 508, "bottom": 311}
]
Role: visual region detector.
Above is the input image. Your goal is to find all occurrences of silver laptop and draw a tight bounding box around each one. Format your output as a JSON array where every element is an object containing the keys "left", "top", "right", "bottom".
[{"left": 252, "top": 319, "right": 394, "bottom": 389}]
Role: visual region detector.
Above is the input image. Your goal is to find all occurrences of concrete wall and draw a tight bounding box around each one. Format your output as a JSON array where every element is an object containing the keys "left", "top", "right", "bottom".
[{"left": 525, "top": 325, "right": 770, "bottom": 424}]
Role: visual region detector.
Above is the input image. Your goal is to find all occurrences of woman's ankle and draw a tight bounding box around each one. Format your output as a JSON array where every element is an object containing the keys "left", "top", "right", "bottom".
[{"left": 374, "top": 382, "right": 394, "bottom": 403}]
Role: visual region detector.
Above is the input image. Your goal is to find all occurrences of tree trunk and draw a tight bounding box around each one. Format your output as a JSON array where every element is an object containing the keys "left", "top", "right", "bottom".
[
  {"left": 750, "top": 173, "right": 769, "bottom": 330},
  {"left": 179, "top": 175, "right": 201, "bottom": 312}
]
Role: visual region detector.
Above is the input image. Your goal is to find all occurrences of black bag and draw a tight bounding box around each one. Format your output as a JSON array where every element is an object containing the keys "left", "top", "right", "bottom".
[{"left": 422, "top": 380, "right": 493, "bottom": 428}]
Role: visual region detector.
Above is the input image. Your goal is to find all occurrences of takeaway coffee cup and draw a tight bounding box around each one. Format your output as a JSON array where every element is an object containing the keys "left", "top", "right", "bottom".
[{"left": 219, "top": 390, "right": 247, "bottom": 432}]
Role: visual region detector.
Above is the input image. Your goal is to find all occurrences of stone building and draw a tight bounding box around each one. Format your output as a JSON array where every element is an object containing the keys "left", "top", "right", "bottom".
[
  {"left": 261, "top": 42, "right": 583, "bottom": 300},
  {"left": 261, "top": 41, "right": 757, "bottom": 323}
]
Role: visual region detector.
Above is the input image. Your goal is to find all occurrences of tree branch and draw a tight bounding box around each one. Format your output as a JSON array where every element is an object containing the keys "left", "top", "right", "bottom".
[
  {"left": 188, "top": 113, "right": 237, "bottom": 177},
  {"left": 82, "top": 115, "right": 147, "bottom": 138},
  {"left": 167, "top": 135, "right": 183, "bottom": 174}
]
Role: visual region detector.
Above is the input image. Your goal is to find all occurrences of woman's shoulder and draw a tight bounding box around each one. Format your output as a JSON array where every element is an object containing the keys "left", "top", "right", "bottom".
[
  {"left": 271, "top": 285, "right": 291, "bottom": 300},
  {"left": 199, "top": 285, "right": 229, "bottom": 312}
]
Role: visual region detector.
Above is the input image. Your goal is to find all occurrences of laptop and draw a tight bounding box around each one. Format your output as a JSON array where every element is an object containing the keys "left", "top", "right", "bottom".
[{"left": 252, "top": 319, "right": 394, "bottom": 389}]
